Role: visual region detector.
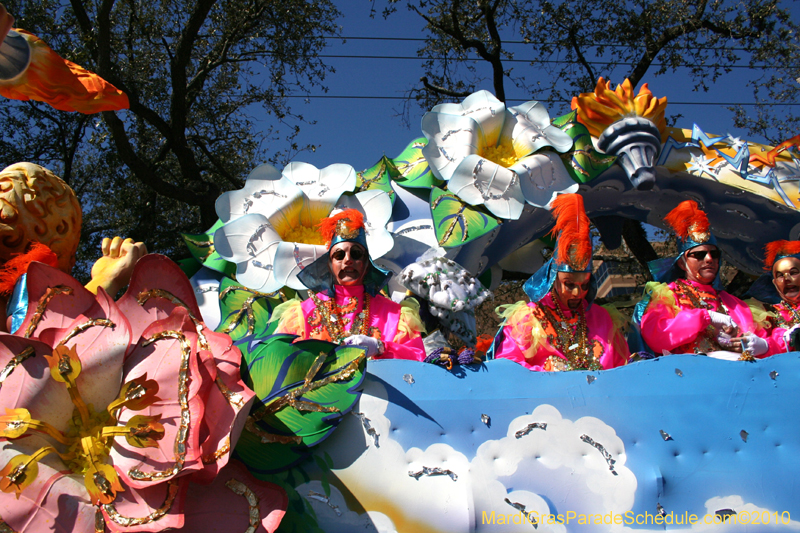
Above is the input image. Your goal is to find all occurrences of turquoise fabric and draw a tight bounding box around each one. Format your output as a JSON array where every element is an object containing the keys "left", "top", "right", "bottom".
[
  {"left": 522, "top": 255, "right": 597, "bottom": 307},
  {"left": 7, "top": 273, "right": 27, "bottom": 334}
]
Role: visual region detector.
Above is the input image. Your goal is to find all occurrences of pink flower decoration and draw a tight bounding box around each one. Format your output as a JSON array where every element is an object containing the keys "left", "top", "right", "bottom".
[{"left": 0, "top": 255, "right": 285, "bottom": 532}]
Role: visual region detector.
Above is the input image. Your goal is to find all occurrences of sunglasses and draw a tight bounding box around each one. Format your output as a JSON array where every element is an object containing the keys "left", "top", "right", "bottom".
[
  {"left": 331, "top": 248, "right": 365, "bottom": 261},
  {"left": 686, "top": 249, "right": 721, "bottom": 260}
]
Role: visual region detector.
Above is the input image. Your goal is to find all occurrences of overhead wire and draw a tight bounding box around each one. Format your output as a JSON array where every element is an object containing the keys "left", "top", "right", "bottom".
[
  {"left": 327, "top": 36, "right": 757, "bottom": 52},
  {"left": 282, "top": 95, "right": 799, "bottom": 106},
  {"left": 300, "top": 36, "right": 797, "bottom": 106},
  {"left": 316, "top": 53, "right": 790, "bottom": 69}
]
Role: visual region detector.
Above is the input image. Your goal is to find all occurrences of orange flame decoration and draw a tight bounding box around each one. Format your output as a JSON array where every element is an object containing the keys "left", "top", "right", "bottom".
[
  {"left": 0, "top": 29, "right": 129, "bottom": 113},
  {"left": 571, "top": 77, "right": 667, "bottom": 138},
  {"left": 764, "top": 240, "right": 800, "bottom": 270},
  {"left": 749, "top": 134, "right": 800, "bottom": 168}
]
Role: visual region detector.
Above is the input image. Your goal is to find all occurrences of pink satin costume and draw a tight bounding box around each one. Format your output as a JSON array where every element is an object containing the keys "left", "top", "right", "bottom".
[
  {"left": 275, "top": 284, "right": 426, "bottom": 361},
  {"left": 640, "top": 279, "right": 768, "bottom": 356},
  {"left": 494, "top": 293, "right": 629, "bottom": 371}
]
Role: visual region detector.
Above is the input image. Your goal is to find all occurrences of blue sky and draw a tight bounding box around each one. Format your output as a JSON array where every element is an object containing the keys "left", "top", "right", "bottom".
[{"left": 261, "top": 2, "right": 794, "bottom": 173}]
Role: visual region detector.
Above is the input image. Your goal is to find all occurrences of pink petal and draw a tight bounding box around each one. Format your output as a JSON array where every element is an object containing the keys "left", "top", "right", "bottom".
[
  {"left": 179, "top": 459, "right": 287, "bottom": 533},
  {"left": 0, "top": 335, "right": 76, "bottom": 433},
  {"left": 16, "top": 262, "right": 102, "bottom": 339},
  {"left": 110, "top": 309, "right": 208, "bottom": 489},
  {"left": 116, "top": 255, "right": 203, "bottom": 346},
  {"left": 35, "top": 289, "right": 130, "bottom": 430},
  {"left": 101, "top": 474, "right": 189, "bottom": 533},
  {"left": 0, "top": 448, "right": 95, "bottom": 533},
  {"left": 192, "top": 348, "right": 255, "bottom": 483}
]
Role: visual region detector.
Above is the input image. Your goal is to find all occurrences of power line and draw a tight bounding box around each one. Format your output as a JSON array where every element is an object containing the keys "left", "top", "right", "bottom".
[
  {"left": 286, "top": 94, "right": 799, "bottom": 106},
  {"left": 329, "top": 36, "right": 756, "bottom": 52},
  {"left": 316, "top": 53, "right": 792, "bottom": 70}
]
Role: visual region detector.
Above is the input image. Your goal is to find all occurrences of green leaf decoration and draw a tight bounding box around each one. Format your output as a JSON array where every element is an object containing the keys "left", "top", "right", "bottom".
[
  {"left": 390, "top": 137, "right": 444, "bottom": 188},
  {"left": 356, "top": 156, "right": 397, "bottom": 203},
  {"left": 551, "top": 109, "right": 577, "bottom": 129},
  {"left": 552, "top": 110, "right": 617, "bottom": 184},
  {"left": 234, "top": 429, "right": 307, "bottom": 478},
  {"left": 234, "top": 334, "right": 367, "bottom": 473},
  {"left": 177, "top": 257, "right": 203, "bottom": 279},
  {"left": 215, "top": 277, "right": 288, "bottom": 341},
  {"left": 430, "top": 187, "right": 500, "bottom": 247},
  {"left": 181, "top": 219, "right": 238, "bottom": 278}
]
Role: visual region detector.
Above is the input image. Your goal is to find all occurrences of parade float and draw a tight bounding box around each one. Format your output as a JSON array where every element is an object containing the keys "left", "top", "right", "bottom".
[{"left": 1, "top": 6, "right": 800, "bottom": 531}]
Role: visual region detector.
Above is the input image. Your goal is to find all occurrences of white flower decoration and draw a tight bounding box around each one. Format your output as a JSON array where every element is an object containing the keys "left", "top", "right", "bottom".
[
  {"left": 421, "top": 90, "right": 577, "bottom": 220},
  {"left": 213, "top": 162, "right": 394, "bottom": 292}
]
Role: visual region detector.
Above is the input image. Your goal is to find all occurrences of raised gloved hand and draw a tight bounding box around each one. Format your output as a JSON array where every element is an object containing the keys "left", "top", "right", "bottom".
[
  {"left": 708, "top": 311, "right": 735, "bottom": 331},
  {"left": 343, "top": 334, "right": 385, "bottom": 358},
  {"left": 738, "top": 334, "right": 769, "bottom": 357}
]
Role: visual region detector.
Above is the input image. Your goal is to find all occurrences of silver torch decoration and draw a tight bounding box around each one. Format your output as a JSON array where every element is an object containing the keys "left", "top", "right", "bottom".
[
  {"left": 596, "top": 116, "right": 662, "bottom": 191},
  {"left": 597, "top": 116, "right": 661, "bottom": 191},
  {"left": 0, "top": 6, "right": 30, "bottom": 81}
]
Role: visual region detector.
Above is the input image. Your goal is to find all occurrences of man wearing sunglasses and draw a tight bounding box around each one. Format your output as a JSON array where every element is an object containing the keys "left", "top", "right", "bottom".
[
  {"left": 273, "top": 208, "right": 426, "bottom": 361},
  {"left": 635, "top": 201, "right": 767, "bottom": 359}
]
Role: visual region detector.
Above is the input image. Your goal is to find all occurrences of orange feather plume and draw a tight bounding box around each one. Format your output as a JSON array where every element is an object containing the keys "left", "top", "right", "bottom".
[
  {"left": 764, "top": 240, "right": 800, "bottom": 270},
  {"left": 663, "top": 200, "right": 710, "bottom": 243},
  {"left": 0, "top": 242, "right": 58, "bottom": 295},
  {"left": 317, "top": 209, "right": 365, "bottom": 248},
  {"left": 550, "top": 193, "right": 592, "bottom": 270}
]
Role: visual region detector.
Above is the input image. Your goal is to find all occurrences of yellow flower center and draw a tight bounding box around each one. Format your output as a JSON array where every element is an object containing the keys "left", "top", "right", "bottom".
[
  {"left": 1, "top": 344, "right": 163, "bottom": 505},
  {"left": 282, "top": 223, "right": 325, "bottom": 245},
  {"left": 481, "top": 139, "right": 520, "bottom": 168},
  {"left": 64, "top": 408, "right": 113, "bottom": 475}
]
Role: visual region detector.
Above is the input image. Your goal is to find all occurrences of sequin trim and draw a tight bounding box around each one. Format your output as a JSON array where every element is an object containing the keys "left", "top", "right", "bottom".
[
  {"left": 243, "top": 415, "right": 302, "bottom": 444},
  {"left": 137, "top": 288, "right": 209, "bottom": 350},
  {"left": 224, "top": 479, "right": 260, "bottom": 533},
  {"left": 0, "top": 346, "right": 34, "bottom": 393},
  {"left": 95, "top": 509, "right": 105, "bottom": 533},
  {"left": 128, "top": 331, "right": 190, "bottom": 482},
  {"left": 103, "top": 478, "right": 180, "bottom": 526},
  {"left": 24, "top": 285, "right": 74, "bottom": 338},
  {"left": 219, "top": 286, "right": 279, "bottom": 336},
  {"left": 58, "top": 319, "right": 115, "bottom": 346}
]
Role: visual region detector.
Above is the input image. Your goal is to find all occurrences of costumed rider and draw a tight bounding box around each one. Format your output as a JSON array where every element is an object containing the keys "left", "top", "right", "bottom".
[
  {"left": 273, "top": 208, "right": 426, "bottom": 361},
  {"left": 0, "top": 162, "right": 146, "bottom": 334},
  {"left": 635, "top": 200, "right": 768, "bottom": 359},
  {"left": 745, "top": 240, "right": 800, "bottom": 353},
  {"left": 491, "top": 193, "right": 629, "bottom": 371}
]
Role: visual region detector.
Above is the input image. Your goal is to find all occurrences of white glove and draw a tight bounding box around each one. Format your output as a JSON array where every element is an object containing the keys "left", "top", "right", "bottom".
[
  {"left": 343, "top": 335, "right": 385, "bottom": 358},
  {"left": 708, "top": 311, "right": 734, "bottom": 330},
  {"left": 717, "top": 331, "right": 734, "bottom": 349},
  {"left": 740, "top": 334, "right": 768, "bottom": 357}
]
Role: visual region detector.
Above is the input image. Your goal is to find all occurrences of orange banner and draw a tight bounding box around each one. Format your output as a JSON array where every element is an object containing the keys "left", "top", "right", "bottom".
[{"left": 0, "top": 29, "right": 128, "bottom": 113}]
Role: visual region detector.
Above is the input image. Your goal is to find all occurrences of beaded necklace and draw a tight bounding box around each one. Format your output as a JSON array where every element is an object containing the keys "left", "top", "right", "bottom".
[
  {"left": 672, "top": 279, "right": 732, "bottom": 353},
  {"left": 309, "top": 292, "right": 371, "bottom": 344},
  {"left": 775, "top": 300, "right": 800, "bottom": 328},
  {"left": 673, "top": 279, "right": 727, "bottom": 313},
  {"left": 536, "top": 289, "right": 600, "bottom": 371}
]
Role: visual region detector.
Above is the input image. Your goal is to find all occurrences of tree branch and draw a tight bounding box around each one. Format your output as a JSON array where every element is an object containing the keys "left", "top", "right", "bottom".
[{"left": 420, "top": 76, "right": 471, "bottom": 98}]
